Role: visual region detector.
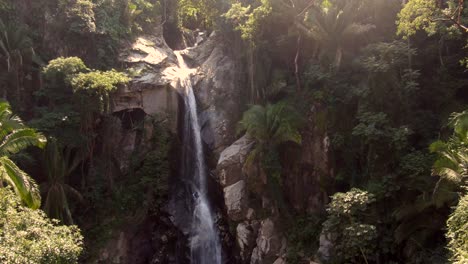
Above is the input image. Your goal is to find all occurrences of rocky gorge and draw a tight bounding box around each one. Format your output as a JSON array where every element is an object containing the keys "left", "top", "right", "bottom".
[{"left": 91, "top": 22, "right": 331, "bottom": 264}]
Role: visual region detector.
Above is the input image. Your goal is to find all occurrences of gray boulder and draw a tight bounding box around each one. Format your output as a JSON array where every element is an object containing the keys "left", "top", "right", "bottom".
[
  {"left": 224, "top": 180, "right": 248, "bottom": 221},
  {"left": 217, "top": 135, "right": 254, "bottom": 187}
]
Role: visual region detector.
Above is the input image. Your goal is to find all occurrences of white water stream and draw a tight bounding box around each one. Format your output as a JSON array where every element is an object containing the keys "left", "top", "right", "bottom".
[{"left": 174, "top": 50, "right": 222, "bottom": 264}]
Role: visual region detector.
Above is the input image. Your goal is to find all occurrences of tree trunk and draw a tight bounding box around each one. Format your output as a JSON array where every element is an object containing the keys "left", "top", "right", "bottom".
[
  {"left": 334, "top": 46, "right": 343, "bottom": 70},
  {"left": 294, "top": 34, "right": 302, "bottom": 91},
  {"left": 248, "top": 44, "right": 257, "bottom": 103}
]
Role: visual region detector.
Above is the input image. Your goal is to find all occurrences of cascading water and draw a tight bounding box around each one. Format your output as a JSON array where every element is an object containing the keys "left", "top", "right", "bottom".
[{"left": 174, "top": 50, "right": 222, "bottom": 264}]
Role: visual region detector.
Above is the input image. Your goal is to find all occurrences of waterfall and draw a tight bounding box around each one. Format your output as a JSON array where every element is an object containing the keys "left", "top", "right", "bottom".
[{"left": 174, "top": 50, "right": 222, "bottom": 264}]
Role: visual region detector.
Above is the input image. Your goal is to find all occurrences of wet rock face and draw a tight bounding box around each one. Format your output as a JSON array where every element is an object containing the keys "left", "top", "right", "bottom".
[{"left": 187, "top": 33, "right": 245, "bottom": 157}]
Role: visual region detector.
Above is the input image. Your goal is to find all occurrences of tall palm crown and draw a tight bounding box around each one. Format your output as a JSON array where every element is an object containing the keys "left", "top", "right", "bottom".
[
  {"left": 0, "top": 101, "right": 46, "bottom": 208},
  {"left": 0, "top": 18, "right": 32, "bottom": 71},
  {"left": 300, "top": 0, "right": 374, "bottom": 68},
  {"left": 239, "top": 101, "right": 302, "bottom": 170}
]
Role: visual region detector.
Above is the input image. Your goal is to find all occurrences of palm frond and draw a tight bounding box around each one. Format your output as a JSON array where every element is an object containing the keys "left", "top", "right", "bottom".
[
  {"left": 41, "top": 139, "right": 83, "bottom": 223},
  {"left": 245, "top": 146, "right": 261, "bottom": 167},
  {"left": 0, "top": 128, "right": 46, "bottom": 156},
  {"left": 43, "top": 183, "right": 72, "bottom": 224},
  {"left": 449, "top": 110, "right": 468, "bottom": 141},
  {"left": 0, "top": 156, "right": 40, "bottom": 209}
]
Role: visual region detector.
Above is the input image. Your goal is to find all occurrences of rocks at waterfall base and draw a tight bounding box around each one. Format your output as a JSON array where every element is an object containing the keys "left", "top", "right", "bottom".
[
  {"left": 250, "top": 219, "right": 285, "bottom": 264},
  {"left": 215, "top": 135, "right": 287, "bottom": 263}
]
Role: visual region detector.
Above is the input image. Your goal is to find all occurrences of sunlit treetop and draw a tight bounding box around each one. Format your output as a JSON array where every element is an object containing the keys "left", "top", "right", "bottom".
[{"left": 397, "top": 0, "right": 468, "bottom": 37}]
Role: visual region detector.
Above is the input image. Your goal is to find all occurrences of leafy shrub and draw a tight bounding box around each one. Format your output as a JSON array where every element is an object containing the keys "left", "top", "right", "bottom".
[
  {"left": 224, "top": 0, "right": 272, "bottom": 42},
  {"left": 446, "top": 194, "right": 468, "bottom": 263},
  {"left": 70, "top": 70, "right": 129, "bottom": 92},
  {"left": 326, "top": 188, "right": 376, "bottom": 216},
  {"left": 286, "top": 215, "right": 323, "bottom": 264},
  {"left": 321, "top": 188, "right": 378, "bottom": 263},
  {"left": 178, "top": 0, "right": 221, "bottom": 30},
  {"left": 60, "top": 0, "right": 96, "bottom": 34},
  {"left": 43, "top": 57, "right": 89, "bottom": 83},
  {"left": 130, "top": 0, "right": 162, "bottom": 33},
  {"left": 352, "top": 111, "right": 412, "bottom": 150},
  {"left": 0, "top": 188, "right": 83, "bottom": 263}
]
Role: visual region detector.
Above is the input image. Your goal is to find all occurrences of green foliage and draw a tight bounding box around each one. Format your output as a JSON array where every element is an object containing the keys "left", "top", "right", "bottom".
[
  {"left": 239, "top": 101, "right": 302, "bottom": 179},
  {"left": 28, "top": 106, "right": 84, "bottom": 148},
  {"left": 0, "top": 17, "right": 37, "bottom": 111},
  {"left": 0, "top": 187, "right": 83, "bottom": 263},
  {"left": 70, "top": 69, "right": 129, "bottom": 92},
  {"left": 430, "top": 110, "right": 468, "bottom": 188},
  {"left": 286, "top": 215, "right": 323, "bottom": 263},
  {"left": 224, "top": 0, "right": 272, "bottom": 43},
  {"left": 326, "top": 188, "right": 376, "bottom": 216},
  {"left": 0, "top": 101, "right": 46, "bottom": 209},
  {"left": 397, "top": 0, "right": 468, "bottom": 37},
  {"left": 352, "top": 112, "right": 412, "bottom": 149},
  {"left": 2, "top": 0, "right": 468, "bottom": 262},
  {"left": 321, "top": 188, "right": 378, "bottom": 263},
  {"left": 93, "top": 0, "right": 161, "bottom": 38},
  {"left": 60, "top": 0, "right": 97, "bottom": 35},
  {"left": 93, "top": 0, "right": 129, "bottom": 38},
  {"left": 397, "top": 0, "right": 439, "bottom": 37},
  {"left": 128, "top": 0, "right": 162, "bottom": 33},
  {"left": 71, "top": 69, "right": 129, "bottom": 131},
  {"left": 446, "top": 194, "right": 468, "bottom": 263},
  {"left": 81, "top": 115, "right": 172, "bottom": 258},
  {"left": 397, "top": 0, "right": 468, "bottom": 68},
  {"left": 123, "top": 116, "right": 171, "bottom": 211},
  {"left": 42, "top": 57, "right": 129, "bottom": 134},
  {"left": 43, "top": 57, "right": 89, "bottom": 82},
  {"left": 177, "top": 0, "right": 221, "bottom": 30},
  {"left": 301, "top": 0, "right": 375, "bottom": 68},
  {"left": 41, "top": 139, "right": 83, "bottom": 224},
  {"left": 358, "top": 41, "right": 417, "bottom": 73},
  {"left": 0, "top": 18, "right": 33, "bottom": 71}
]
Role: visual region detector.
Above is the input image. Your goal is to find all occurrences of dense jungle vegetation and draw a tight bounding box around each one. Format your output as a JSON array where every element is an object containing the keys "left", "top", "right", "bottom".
[{"left": 0, "top": 0, "right": 467, "bottom": 263}]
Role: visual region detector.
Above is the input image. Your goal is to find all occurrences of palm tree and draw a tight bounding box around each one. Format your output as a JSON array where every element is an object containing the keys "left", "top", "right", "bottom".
[
  {"left": 0, "top": 101, "right": 46, "bottom": 209},
  {"left": 297, "top": 0, "right": 374, "bottom": 69},
  {"left": 430, "top": 110, "right": 468, "bottom": 189},
  {"left": 41, "top": 139, "right": 83, "bottom": 224},
  {"left": 238, "top": 101, "right": 302, "bottom": 175},
  {"left": 238, "top": 101, "right": 302, "bottom": 216},
  {"left": 0, "top": 18, "right": 35, "bottom": 105}
]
